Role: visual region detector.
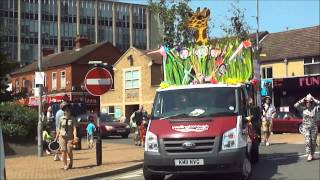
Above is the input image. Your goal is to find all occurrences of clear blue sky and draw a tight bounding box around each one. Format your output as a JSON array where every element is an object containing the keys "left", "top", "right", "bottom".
[{"left": 120, "top": 0, "right": 320, "bottom": 38}]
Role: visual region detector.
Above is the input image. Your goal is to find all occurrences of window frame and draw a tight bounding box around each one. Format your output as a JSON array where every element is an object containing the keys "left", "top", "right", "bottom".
[
  {"left": 124, "top": 69, "right": 140, "bottom": 89},
  {"left": 52, "top": 72, "right": 57, "bottom": 90},
  {"left": 261, "top": 66, "right": 273, "bottom": 79},
  {"left": 304, "top": 56, "right": 320, "bottom": 75},
  {"left": 60, "top": 70, "right": 66, "bottom": 89}
]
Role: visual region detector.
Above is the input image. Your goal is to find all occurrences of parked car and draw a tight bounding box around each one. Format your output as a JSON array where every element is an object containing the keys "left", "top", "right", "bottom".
[
  {"left": 272, "top": 111, "right": 320, "bottom": 134},
  {"left": 76, "top": 113, "right": 130, "bottom": 138}
]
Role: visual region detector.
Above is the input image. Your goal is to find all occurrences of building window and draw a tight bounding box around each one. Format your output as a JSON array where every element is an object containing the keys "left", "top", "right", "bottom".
[
  {"left": 107, "top": 106, "right": 115, "bottom": 117},
  {"left": 304, "top": 56, "right": 320, "bottom": 75},
  {"left": 52, "top": 72, "right": 57, "bottom": 90},
  {"left": 15, "top": 79, "right": 20, "bottom": 92},
  {"left": 61, "top": 71, "right": 66, "bottom": 89},
  {"left": 125, "top": 70, "right": 139, "bottom": 89},
  {"left": 261, "top": 67, "right": 273, "bottom": 79}
]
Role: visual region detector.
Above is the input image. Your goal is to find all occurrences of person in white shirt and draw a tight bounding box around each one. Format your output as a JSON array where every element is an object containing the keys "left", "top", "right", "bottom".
[{"left": 261, "top": 96, "right": 276, "bottom": 146}]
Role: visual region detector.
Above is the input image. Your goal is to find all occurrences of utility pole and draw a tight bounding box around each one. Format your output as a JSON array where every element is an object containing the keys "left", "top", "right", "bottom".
[
  {"left": 256, "top": 0, "right": 260, "bottom": 50},
  {"left": 37, "top": 0, "right": 43, "bottom": 157},
  {"left": 254, "top": 0, "right": 262, "bottom": 107}
]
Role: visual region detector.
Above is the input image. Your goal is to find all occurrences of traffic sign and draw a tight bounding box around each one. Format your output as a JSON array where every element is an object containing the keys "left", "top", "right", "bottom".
[{"left": 84, "top": 67, "right": 113, "bottom": 96}]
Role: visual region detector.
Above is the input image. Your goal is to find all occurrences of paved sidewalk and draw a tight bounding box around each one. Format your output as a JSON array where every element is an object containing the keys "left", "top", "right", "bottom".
[
  {"left": 5, "top": 133, "right": 318, "bottom": 180},
  {"left": 6, "top": 143, "right": 143, "bottom": 180},
  {"left": 269, "top": 133, "right": 305, "bottom": 144}
]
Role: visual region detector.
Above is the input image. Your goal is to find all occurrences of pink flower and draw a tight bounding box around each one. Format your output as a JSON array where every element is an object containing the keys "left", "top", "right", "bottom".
[
  {"left": 159, "top": 46, "right": 167, "bottom": 58},
  {"left": 242, "top": 40, "right": 252, "bottom": 48},
  {"left": 211, "top": 48, "right": 218, "bottom": 58}
]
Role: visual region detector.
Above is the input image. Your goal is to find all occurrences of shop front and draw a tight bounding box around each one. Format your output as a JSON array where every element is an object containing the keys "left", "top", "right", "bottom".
[
  {"left": 27, "top": 92, "right": 100, "bottom": 116},
  {"left": 273, "top": 75, "right": 320, "bottom": 115}
]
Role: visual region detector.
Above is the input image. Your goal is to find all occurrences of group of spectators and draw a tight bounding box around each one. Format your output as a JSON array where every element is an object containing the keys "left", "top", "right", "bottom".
[
  {"left": 260, "top": 94, "right": 319, "bottom": 162},
  {"left": 42, "top": 101, "right": 79, "bottom": 170}
]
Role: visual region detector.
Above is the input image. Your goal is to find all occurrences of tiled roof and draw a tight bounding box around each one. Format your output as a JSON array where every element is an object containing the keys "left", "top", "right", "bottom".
[
  {"left": 260, "top": 25, "right": 320, "bottom": 62},
  {"left": 140, "top": 49, "right": 163, "bottom": 65},
  {"left": 12, "top": 41, "right": 120, "bottom": 75}
]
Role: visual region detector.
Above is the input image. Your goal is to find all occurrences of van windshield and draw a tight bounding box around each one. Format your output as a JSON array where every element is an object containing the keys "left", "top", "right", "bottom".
[{"left": 152, "top": 87, "right": 238, "bottom": 119}]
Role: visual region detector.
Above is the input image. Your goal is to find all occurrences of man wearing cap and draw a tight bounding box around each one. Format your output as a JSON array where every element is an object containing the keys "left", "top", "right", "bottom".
[
  {"left": 294, "top": 94, "right": 320, "bottom": 161},
  {"left": 55, "top": 102, "right": 78, "bottom": 170},
  {"left": 261, "top": 96, "right": 276, "bottom": 146}
]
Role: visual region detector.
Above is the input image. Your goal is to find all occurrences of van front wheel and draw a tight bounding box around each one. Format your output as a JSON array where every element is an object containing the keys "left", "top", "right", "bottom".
[
  {"left": 143, "top": 166, "right": 165, "bottom": 180},
  {"left": 239, "top": 156, "right": 252, "bottom": 180}
]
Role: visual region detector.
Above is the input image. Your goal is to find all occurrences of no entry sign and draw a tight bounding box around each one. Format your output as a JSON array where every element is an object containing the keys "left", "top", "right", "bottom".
[{"left": 84, "top": 67, "right": 113, "bottom": 96}]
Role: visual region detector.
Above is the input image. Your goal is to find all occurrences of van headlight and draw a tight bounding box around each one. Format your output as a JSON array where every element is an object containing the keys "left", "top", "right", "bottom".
[
  {"left": 222, "top": 128, "right": 237, "bottom": 150},
  {"left": 145, "top": 131, "right": 159, "bottom": 152}
]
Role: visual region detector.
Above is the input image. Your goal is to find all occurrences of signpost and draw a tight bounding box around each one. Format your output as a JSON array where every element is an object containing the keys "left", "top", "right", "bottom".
[
  {"left": 84, "top": 66, "right": 113, "bottom": 166},
  {"left": 84, "top": 67, "right": 113, "bottom": 96}
]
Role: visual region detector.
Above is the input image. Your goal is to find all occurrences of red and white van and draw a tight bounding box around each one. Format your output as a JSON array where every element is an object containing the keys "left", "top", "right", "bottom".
[{"left": 143, "top": 83, "right": 260, "bottom": 180}]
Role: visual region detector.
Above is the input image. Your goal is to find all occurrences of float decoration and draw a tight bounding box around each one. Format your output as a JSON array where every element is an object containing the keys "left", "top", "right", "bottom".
[{"left": 151, "top": 8, "right": 255, "bottom": 87}]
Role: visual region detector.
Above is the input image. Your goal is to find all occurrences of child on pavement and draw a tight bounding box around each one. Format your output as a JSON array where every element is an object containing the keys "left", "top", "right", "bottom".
[
  {"left": 43, "top": 126, "right": 53, "bottom": 155},
  {"left": 86, "top": 116, "right": 96, "bottom": 149}
]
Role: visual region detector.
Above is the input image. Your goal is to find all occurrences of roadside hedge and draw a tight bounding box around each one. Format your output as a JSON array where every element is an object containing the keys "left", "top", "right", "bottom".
[{"left": 0, "top": 102, "right": 38, "bottom": 138}]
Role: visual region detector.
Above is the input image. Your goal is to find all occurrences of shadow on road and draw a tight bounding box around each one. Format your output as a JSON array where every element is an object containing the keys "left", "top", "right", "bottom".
[
  {"left": 251, "top": 152, "right": 300, "bottom": 180},
  {"left": 164, "top": 152, "right": 300, "bottom": 180}
]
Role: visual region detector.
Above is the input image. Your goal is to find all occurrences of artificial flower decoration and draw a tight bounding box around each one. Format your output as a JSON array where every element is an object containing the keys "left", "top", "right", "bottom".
[
  {"left": 242, "top": 40, "right": 252, "bottom": 48},
  {"left": 179, "top": 48, "right": 189, "bottom": 59},
  {"left": 250, "top": 77, "right": 259, "bottom": 86},
  {"left": 160, "top": 82, "right": 170, "bottom": 89},
  {"left": 195, "top": 45, "right": 209, "bottom": 59},
  {"left": 210, "top": 77, "right": 218, "bottom": 84},
  {"left": 159, "top": 46, "right": 167, "bottom": 58},
  {"left": 215, "top": 57, "right": 223, "bottom": 66},
  {"left": 210, "top": 48, "right": 219, "bottom": 58}
]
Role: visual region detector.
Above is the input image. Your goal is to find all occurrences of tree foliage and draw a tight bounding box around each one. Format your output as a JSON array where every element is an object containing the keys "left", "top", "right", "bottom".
[
  {"left": 147, "top": 0, "right": 193, "bottom": 47},
  {"left": 0, "top": 26, "right": 21, "bottom": 102},
  {"left": 220, "top": 2, "right": 251, "bottom": 41},
  {"left": 0, "top": 102, "right": 38, "bottom": 138}
]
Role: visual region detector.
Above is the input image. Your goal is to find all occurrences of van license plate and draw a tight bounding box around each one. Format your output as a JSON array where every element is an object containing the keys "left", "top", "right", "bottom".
[{"left": 174, "top": 159, "right": 204, "bottom": 166}]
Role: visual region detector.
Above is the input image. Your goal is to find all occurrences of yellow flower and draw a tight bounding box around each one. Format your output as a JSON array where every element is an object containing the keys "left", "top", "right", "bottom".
[
  {"left": 226, "top": 78, "right": 240, "bottom": 85},
  {"left": 160, "top": 82, "right": 170, "bottom": 89}
]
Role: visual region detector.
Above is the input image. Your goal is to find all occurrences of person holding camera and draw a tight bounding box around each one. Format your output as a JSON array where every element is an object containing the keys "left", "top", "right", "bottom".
[{"left": 294, "top": 94, "right": 320, "bottom": 161}]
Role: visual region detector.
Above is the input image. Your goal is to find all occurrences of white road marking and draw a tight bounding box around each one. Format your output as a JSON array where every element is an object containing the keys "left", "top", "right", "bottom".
[
  {"left": 86, "top": 78, "right": 111, "bottom": 85},
  {"left": 107, "top": 169, "right": 143, "bottom": 180}
]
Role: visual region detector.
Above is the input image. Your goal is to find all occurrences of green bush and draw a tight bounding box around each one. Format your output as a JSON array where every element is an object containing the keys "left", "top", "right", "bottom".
[{"left": 0, "top": 102, "right": 38, "bottom": 138}]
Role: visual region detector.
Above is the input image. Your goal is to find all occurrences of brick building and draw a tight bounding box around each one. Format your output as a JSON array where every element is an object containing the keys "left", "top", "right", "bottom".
[
  {"left": 11, "top": 36, "right": 122, "bottom": 113},
  {"left": 100, "top": 47, "right": 162, "bottom": 120}
]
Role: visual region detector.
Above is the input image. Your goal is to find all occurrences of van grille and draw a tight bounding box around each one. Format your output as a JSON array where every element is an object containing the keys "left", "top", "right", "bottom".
[{"left": 163, "top": 137, "right": 215, "bottom": 153}]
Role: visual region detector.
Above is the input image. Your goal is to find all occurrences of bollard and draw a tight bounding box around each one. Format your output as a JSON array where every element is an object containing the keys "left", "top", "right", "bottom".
[{"left": 96, "top": 126, "right": 102, "bottom": 166}]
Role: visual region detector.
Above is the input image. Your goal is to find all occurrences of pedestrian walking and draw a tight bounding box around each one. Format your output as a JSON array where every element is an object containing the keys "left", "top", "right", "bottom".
[
  {"left": 53, "top": 102, "right": 65, "bottom": 161},
  {"left": 261, "top": 96, "right": 276, "bottom": 146},
  {"left": 55, "top": 102, "right": 78, "bottom": 170},
  {"left": 130, "top": 105, "right": 147, "bottom": 146},
  {"left": 294, "top": 94, "right": 320, "bottom": 161}
]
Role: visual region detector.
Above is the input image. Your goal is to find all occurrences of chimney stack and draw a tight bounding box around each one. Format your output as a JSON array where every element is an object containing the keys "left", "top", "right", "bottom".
[
  {"left": 42, "top": 48, "right": 54, "bottom": 57},
  {"left": 75, "top": 35, "right": 91, "bottom": 50}
]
